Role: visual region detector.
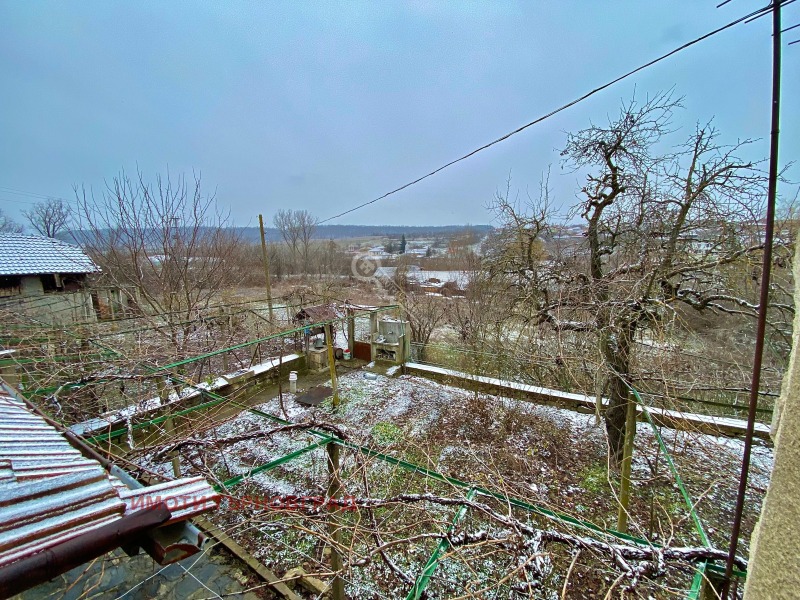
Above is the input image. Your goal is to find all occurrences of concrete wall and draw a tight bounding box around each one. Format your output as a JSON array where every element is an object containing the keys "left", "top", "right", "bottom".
[
  {"left": 0, "top": 278, "right": 135, "bottom": 326},
  {"left": 744, "top": 241, "right": 800, "bottom": 598},
  {"left": 88, "top": 354, "right": 306, "bottom": 443}
]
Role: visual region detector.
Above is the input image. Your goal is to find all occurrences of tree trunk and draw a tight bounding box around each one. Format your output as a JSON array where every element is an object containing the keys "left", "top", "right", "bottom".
[{"left": 601, "top": 321, "right": 636, "bottom": 465}]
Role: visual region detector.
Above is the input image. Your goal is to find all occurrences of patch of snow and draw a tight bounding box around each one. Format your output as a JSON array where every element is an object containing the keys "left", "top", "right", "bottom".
[{"left": 405, "top": 362, "right": 770, "bottom": 437}]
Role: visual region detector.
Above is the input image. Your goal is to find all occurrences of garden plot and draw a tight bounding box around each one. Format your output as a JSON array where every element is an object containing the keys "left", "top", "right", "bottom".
[{"left": 132, "top": 370, "right": 773, "bottom": 598}]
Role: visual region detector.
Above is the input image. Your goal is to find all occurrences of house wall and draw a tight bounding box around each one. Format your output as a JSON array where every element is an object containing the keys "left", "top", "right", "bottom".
[
  {"left": 0, "top": 273, "right": 135, "bottom": 326},
  {"left": 743, "top": 239, "right": 800, "bottom": 598},
  {"left": 20, "top": 275, "right": 44, "bottom": 296},
  {"left": 0, "top": 283, "right": 96, "bottom": 326}
]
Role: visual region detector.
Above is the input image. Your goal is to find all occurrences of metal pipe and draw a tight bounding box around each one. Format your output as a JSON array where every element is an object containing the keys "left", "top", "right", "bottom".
[
  {"left": 0, "top": 503, "right": 171, "bottom": 599},
  {"left": 722, "top": 1, "right": 782, "bottom": 596}
]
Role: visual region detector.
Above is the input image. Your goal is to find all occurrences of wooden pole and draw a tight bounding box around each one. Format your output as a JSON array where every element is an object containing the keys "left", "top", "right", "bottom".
[
  {"left": 258, "top": 214, "right": 275, "bottom": 321},
  {"left": 346, "top": 307, "right": 355, "bottom": 355},
  {"left": 156, "top": 378, "right": 181, "bottom": 478},
  {"left": 324, "top": 320, "right": 345, "bottom": 600},
  {"left": 324, "top": 323, "right": 340, "bottom": 410},
  {"left": 617, "top": 391, "right": 636, "bottom": 532},
  {"left": 326, "top": 442, "right": 345, "bottom": 600},
  {"left": 219, "top": 307, "right": 229, "bottom": 373}
]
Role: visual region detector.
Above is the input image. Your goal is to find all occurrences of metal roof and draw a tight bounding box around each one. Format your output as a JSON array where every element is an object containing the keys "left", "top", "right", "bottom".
[
  {"left": 0, "top": 234, "right": 100, "bottom": 276},
  {"left": 0, "top": 389, "right": 220, "bottom": 569},
  {"left": 294, "top": 303, "right": 340, "bottom": 323}
]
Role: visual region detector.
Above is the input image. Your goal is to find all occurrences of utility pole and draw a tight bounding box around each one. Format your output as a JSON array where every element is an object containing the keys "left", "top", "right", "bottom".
[
  {"left": 258, "top": 214, "right": 275, "bottom": 321},
  {"left": 324, "top": 322, "right": 340, "bottom": 410},
  {"left": 722, "top": 1, "right": 782, "bottom": 597}
]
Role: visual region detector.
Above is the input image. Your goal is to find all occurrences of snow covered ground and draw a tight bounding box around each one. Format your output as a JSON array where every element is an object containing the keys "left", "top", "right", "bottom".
[
  {"left": 175, "top": 369, "right": 774, "bottom": 525},
  {"left": 135, "top": 367, "right": 774, "bottom": 597}
]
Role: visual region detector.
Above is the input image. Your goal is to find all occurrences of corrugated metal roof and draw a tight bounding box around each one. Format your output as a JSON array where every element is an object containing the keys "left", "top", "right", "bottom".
[
  {"left": 0, "top": 389, "right": 220, "bottom": 568},
  {"left": 0, "top": 234, "right": 100, "bottom": 276}
]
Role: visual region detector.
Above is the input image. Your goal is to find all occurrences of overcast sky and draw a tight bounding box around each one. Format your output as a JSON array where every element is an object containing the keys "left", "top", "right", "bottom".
[{"left": 0, "top": 1, "right": 797, "bottom": 228}]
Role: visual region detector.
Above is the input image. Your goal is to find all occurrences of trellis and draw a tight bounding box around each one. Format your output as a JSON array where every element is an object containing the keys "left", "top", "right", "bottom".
[{"left": 12, "top": 310, "right": 746, "bottom": 597}]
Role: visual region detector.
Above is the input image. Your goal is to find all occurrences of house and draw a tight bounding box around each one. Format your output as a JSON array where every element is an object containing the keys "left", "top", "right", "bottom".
[
  {"left": 368, "top": 246, "right": 389, "bottom": 258},
  {"left": 0, "top": 234, "right": 127, "bottom": 325}
]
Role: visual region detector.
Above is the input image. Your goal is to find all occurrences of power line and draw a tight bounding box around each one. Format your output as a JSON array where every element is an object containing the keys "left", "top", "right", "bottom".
[
  {"left": 787, "top": 18, "right": 800, "bottom": 45},
  {"left": 744, "top": 0, "right": 796, "bottom": 23},
  {"left": 0, "top": 186, "right": 78, "bottom": 205},
  {"left": 0, "top": 197, "right": 40, "bottom": 206},
  {"left": 318, "top": 1, "right": 788, "bottom": 225}
]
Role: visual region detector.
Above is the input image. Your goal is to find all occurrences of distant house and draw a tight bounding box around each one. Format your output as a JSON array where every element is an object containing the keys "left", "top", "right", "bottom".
[
  {"left": 0, "top": 234, "right": 126, "bottom": 324},
  {"left": 368, "top": 246, "right": 390, "bottom": 258}
]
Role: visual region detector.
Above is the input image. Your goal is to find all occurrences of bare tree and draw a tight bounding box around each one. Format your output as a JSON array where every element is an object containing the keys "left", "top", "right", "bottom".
[
  {"left": 297, "top": 209, "right": 318, "bottom": 275},
  {"left": 273, "top": 209, "right": 318, "bottom": 275},
  {"left": 392, "top": 266, "right": 448, "bottom": 359},
  {"left": 0, "top": 209, "right": 23, "bottom": 233},
  {"left": 273, "top": 209, "right": 301, "bottom": 271},
  {"left": 23, "top": 198, "right": 72, "bottom": 238},
  {"left": 490, "top": 92, "right": 787, "bottom": 464},
  {"left": 74, "top": 169, "right": 244, "bottom": 361}
]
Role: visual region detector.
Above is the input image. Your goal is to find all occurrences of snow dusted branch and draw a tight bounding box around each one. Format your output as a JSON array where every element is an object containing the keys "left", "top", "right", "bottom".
[
  {"left": 238, "top": 490, "right": 747, "bottom": 583},
  {"left": 144, "top": 419, "right": 348, "bottom": 461}
]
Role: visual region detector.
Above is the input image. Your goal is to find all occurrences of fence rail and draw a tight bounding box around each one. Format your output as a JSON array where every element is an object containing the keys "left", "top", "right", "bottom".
[{"left": 410, "top": 342, "right": 775, "bottom": 421}]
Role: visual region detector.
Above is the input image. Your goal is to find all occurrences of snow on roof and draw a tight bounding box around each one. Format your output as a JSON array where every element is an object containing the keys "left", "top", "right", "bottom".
[
  {"left": 0, "top": 387, "right": 219, "bottom": 568},
  {"left": 0, "top": 234, "right": 100, "bottom": 276}
]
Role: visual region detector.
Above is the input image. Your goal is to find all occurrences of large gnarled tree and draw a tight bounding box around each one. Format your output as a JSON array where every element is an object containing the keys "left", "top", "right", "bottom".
[{"left": 491, "top": 92, "right": 788, "bottom": 463}]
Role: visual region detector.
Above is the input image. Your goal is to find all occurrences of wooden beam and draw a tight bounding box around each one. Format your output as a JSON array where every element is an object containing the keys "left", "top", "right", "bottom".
[{"left": 193, "top": 516, "right": 302, "bottom": 600}]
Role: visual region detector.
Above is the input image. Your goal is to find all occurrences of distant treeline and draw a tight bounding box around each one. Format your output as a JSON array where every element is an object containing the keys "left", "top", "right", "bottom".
[
  {"left": 237, "top": 223, "right": 493, "bottom": 243},
  {"left": 65, "top": 224, "right": 493, "bottom": 245}
]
